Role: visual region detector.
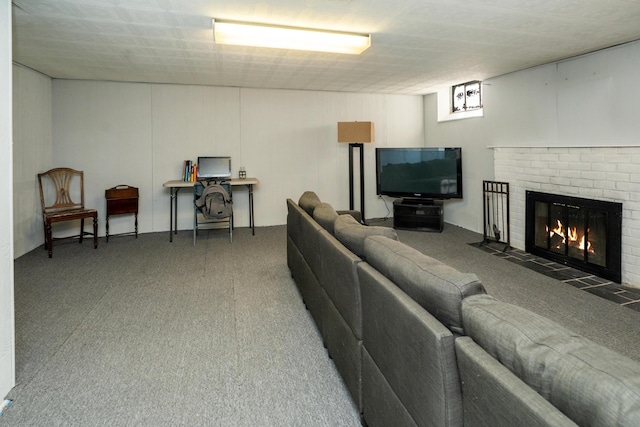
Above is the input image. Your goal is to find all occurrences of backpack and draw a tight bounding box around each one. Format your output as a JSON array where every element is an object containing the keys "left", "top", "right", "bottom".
[{"left": 196, "top": 181, "right": 232, "bottom": 220}]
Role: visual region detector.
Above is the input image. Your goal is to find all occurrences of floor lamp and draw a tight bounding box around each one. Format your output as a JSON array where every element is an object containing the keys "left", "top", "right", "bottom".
[{"left": 338, "top": 121, "right": 375, "bottom": 223}]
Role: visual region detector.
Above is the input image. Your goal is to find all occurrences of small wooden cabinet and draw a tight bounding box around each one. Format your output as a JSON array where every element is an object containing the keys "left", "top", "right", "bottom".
[{"left": 105, "top": 185, "right": 139, "bottom": 242}]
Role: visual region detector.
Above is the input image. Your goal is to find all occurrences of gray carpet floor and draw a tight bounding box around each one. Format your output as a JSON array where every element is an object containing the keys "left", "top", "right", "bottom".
[
  {"left": 6, "top": 227, "right": 360, "bottom": 426},
  {"left": 5, "top": 222, "right": 640, "bottom": 425}
]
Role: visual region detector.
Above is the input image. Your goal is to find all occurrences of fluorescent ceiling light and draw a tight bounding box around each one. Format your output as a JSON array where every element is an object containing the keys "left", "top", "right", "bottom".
[{"left": 212, "top": 19, "right": 371, "bottom": 55}]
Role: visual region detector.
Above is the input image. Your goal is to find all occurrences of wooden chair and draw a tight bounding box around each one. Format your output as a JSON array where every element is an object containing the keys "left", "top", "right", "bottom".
[{"left": 37, "top": 168, "right": 98, "bottom": 258}]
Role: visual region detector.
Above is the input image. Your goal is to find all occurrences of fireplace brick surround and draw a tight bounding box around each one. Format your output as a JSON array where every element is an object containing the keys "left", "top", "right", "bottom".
[{"left": 493, "top": 146, "right": 640, "bottom": 288}]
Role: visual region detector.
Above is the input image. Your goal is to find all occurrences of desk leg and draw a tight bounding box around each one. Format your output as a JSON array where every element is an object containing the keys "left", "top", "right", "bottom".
[
  {"left": 248, "top": 184, "right": 255, "bottom": 235},
  {"left": 169, "top": 188, "right": 175, "bottom": 242},
  {"left": 174, "top": 188, "right": 179, "bottom": 236},
  {"left": 169, "top": 187, "right": 181, "bottom": 242}
]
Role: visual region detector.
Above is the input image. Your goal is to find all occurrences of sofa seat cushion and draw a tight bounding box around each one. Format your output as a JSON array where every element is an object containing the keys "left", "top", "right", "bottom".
[
  {"left": 462, "top": 294, "right": 640, "bottom": 427},
  {"left": 364, "top": 235, "right": 485, "bottom": 335},
  {"left": 336, "top": 209, "right": 362, "bottom": 224},
  {"left": 298, "top": 191, "right": 322, "bottom": 215},
  {"left": 334, "top": 214, "right": 398, "bottom": 258},
  {"left": 313, "top": 203, "right": 339, "bottom": 234}
]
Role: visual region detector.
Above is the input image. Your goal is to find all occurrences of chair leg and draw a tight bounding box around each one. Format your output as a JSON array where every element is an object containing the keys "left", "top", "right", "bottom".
[
  {"left": 79, "top": 218, "right": 85, "bottom": 243},
  {"left": 93, "top": 215, "right": 98, "bottom": 249},
  {"left": 43, "top": 221, "right": 48, "bottom": 251},
  {"left": 45, "top": 222, "right": 53, "bottom": 258}
]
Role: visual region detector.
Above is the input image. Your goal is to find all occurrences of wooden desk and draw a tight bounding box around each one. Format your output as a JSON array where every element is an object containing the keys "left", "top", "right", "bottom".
[{"left": 163, "top": 178, "right": 259, "bottom": 242}]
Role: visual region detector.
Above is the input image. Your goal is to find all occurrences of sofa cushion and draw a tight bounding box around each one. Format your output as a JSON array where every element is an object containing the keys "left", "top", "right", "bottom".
[
  {"left": 462, "top": 294, "right": 640, "bottom": 427},
  {"left": 364, "top": 235, "right": 485, "bottom": 334},
  {"left": 313, "top": 203, "right": 339, "bottom": 234},
  {"left": 455, "top": 336, "right": 577, "bottom": 427},
  {"left": 358, "top": 262, "right": 462, "bottom": 427},
  {"left": 334, "top": 214, "right": 398, "bottom": 258},
  {"left": 336, "top": 209, "right": 363, "bottom": 224},
  {"left": 317, "top": 229, "right": 362, "bottom": 338},
  {"left": 298, "top": 191, "right": 322, "bottom": 215}
]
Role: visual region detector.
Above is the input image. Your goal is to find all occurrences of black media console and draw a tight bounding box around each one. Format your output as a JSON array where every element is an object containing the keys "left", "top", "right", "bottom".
[{"left": 393, "top": 198, "right": 443, "bottom": 232}]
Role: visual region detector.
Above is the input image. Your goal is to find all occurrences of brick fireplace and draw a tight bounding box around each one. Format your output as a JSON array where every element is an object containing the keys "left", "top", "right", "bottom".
[
  {"left": 493, "top": 146, "right": 640, "bottom": 288},
  {"left": 525, "top": 191, "right": 622, "bottom": 282}
]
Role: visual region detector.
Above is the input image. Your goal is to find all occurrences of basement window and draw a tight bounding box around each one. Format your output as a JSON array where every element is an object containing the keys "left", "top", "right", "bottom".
[
  {"left": 452, "top": 81, "right": 482, "bottom": 113},
  {"left": 437, "top": 81, "right": 483, "bottom": 122}
]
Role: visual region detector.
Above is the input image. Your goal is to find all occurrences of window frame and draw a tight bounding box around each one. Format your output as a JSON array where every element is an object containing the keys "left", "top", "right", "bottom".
[{"left": 452, "top": 80, "right": 482, "bottom": 113}]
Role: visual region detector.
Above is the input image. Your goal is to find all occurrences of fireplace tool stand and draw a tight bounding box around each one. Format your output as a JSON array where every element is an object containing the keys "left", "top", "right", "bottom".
[{"left": 481, "top": 180, "right": 510, "bottom": 251}]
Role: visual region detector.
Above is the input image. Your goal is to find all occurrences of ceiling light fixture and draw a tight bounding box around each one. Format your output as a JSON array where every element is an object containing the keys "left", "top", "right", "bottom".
[{"left": 212, "top": 19, "right": 371, "bottom": 55}]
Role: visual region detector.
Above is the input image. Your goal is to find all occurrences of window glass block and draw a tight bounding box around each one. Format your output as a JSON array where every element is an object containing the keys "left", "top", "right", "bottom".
[
  {"left": 466, "top": 82, "right": 481, "bottom": 109},
  {"left": 452, "top": 81, "right": 482, "bottom": 113},
  {"left": 452, "top": 85, "right": 465, "bottom": 112}
]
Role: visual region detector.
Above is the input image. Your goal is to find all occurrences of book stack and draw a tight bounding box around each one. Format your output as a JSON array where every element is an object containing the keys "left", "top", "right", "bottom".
[{"left": 182, "top": 160, "right": 197, "bottom": 182}]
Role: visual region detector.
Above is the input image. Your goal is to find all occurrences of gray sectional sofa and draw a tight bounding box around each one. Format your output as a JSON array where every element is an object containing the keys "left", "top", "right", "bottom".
[{"left": 286, "top": 191, "right": 640, "bottom": 427}]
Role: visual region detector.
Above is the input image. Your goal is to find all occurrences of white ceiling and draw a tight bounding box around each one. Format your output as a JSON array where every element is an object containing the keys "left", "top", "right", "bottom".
[{"left": 11, "top": 0, "right": 640, "bottom": 95}]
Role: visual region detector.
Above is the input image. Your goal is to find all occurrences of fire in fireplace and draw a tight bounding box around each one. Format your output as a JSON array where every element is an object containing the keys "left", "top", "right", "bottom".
[{"left": 525, "top": 191, "right": 622, "bottom": 283}]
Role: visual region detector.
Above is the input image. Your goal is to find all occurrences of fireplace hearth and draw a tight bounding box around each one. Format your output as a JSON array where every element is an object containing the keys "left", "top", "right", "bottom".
[{"left": 525, "top": 191, "right": 622, "bottom": 283}]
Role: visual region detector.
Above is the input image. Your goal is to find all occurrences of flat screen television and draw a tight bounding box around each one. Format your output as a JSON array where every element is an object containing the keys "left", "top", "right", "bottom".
[
  {"left": 375, "top": 147, "right": 463, "bottom": 200},
  {"left": 197, "top": 156, "right": 231, "bottom": 180}
]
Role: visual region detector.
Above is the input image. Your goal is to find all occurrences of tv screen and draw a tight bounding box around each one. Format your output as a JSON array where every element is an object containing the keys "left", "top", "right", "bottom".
[
  {"left": 375, "top": 147, "right": 462, "bottom": 200},
  {"left": 197, "top": 156, "right": 231, "bottom": 180}
]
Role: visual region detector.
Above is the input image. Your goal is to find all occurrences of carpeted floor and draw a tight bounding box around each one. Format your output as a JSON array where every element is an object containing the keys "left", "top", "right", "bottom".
[
  {"left": 471, "top": 241, "right": 640, "bottom": 312},
  {"left": 5, "top": 222, "right": 640, "bottom": 425},
  {"left": 6, "top": 227, "right": 360, "bottom": 426}
]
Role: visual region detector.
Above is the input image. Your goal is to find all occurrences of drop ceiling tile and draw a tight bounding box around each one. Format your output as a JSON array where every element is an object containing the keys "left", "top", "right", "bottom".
[{"left": 11, "top": 0, "right": 640, "bottom": 94}]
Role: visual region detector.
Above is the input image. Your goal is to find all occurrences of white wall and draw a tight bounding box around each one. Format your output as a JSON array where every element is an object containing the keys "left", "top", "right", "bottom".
[
  {"left": 424, "top": 40, "right": 640, "bottom": 234},
  {"left": 424, "top": 94, "right": 494, "bottom": 232},
  {"left": 13, "top": 66, "right": 52, "bottom": 257},
  {"left": 1, "top": 0, "right": 15, "bottom": 399},
  {"left": 45, "top": 81, "right": 424, "bottom": 245},
  {"left": 52, "top": 80, "right": 154, "bottom": 240},
  {"left": 484, "top": 41, "right": 640, "bottom": 148}
]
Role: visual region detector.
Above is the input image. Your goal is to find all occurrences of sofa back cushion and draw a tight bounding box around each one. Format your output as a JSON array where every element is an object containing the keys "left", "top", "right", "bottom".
[
  {"left": 455, "top": 336, "right": 577, "bottom": 427},
  {"left": 334, "top": 214, "right": 399, "bottom": 258},
  {"left": 462, "top": 294, "right": 640, "bottom": 427},
  {"left": 287, "top": 198, "right": 324, "bottom": 282},
  {"left": 358, "top": 262, "right": 462, "bottom": 427},
  {"left": 313, "top": 203, "right": 339, "bottom": 234},
  {"left": 298, "top": 191, "right": 322, "bottom": 215},
  {"left": 364, "top": 235, "right": 485, "bottom": 335}
]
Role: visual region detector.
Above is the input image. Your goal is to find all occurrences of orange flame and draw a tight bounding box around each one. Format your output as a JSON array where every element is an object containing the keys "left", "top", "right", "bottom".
[{"left": 548, "top": 220, "right": 595, "bottom": 254}]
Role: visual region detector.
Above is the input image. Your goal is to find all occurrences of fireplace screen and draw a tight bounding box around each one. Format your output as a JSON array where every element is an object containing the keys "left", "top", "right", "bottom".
[
  {"left": 533, "top": 201, "right": 606, "bottom": 267},
  {"left": 526, "top": 191, "right": 622, "bottom": 282}
]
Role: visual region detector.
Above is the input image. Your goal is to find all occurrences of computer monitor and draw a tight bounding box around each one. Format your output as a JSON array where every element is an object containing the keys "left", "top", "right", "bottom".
[{"left": 197, "top": 156, "right": 231, "bottom": 180}]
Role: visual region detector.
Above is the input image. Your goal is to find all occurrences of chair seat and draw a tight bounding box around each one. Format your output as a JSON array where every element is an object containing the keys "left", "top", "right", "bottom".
[{"left": 44, "top": 208, "right": 97, "bottom": 223}]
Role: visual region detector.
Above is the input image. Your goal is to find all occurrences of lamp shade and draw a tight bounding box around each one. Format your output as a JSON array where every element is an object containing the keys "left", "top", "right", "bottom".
[{"left": 337, "top": 122, "right": 375, "bottom": 143}]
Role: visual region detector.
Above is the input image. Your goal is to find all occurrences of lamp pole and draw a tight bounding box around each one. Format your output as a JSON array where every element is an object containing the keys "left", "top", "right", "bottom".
[{"left": 348, "top": 143, "right": 365, "bottom": 222}]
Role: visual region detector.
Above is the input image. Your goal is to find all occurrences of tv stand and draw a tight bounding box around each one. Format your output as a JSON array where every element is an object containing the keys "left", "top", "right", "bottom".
[{"left": 393, "top": 198, "right": 443, "bottom": 232}]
